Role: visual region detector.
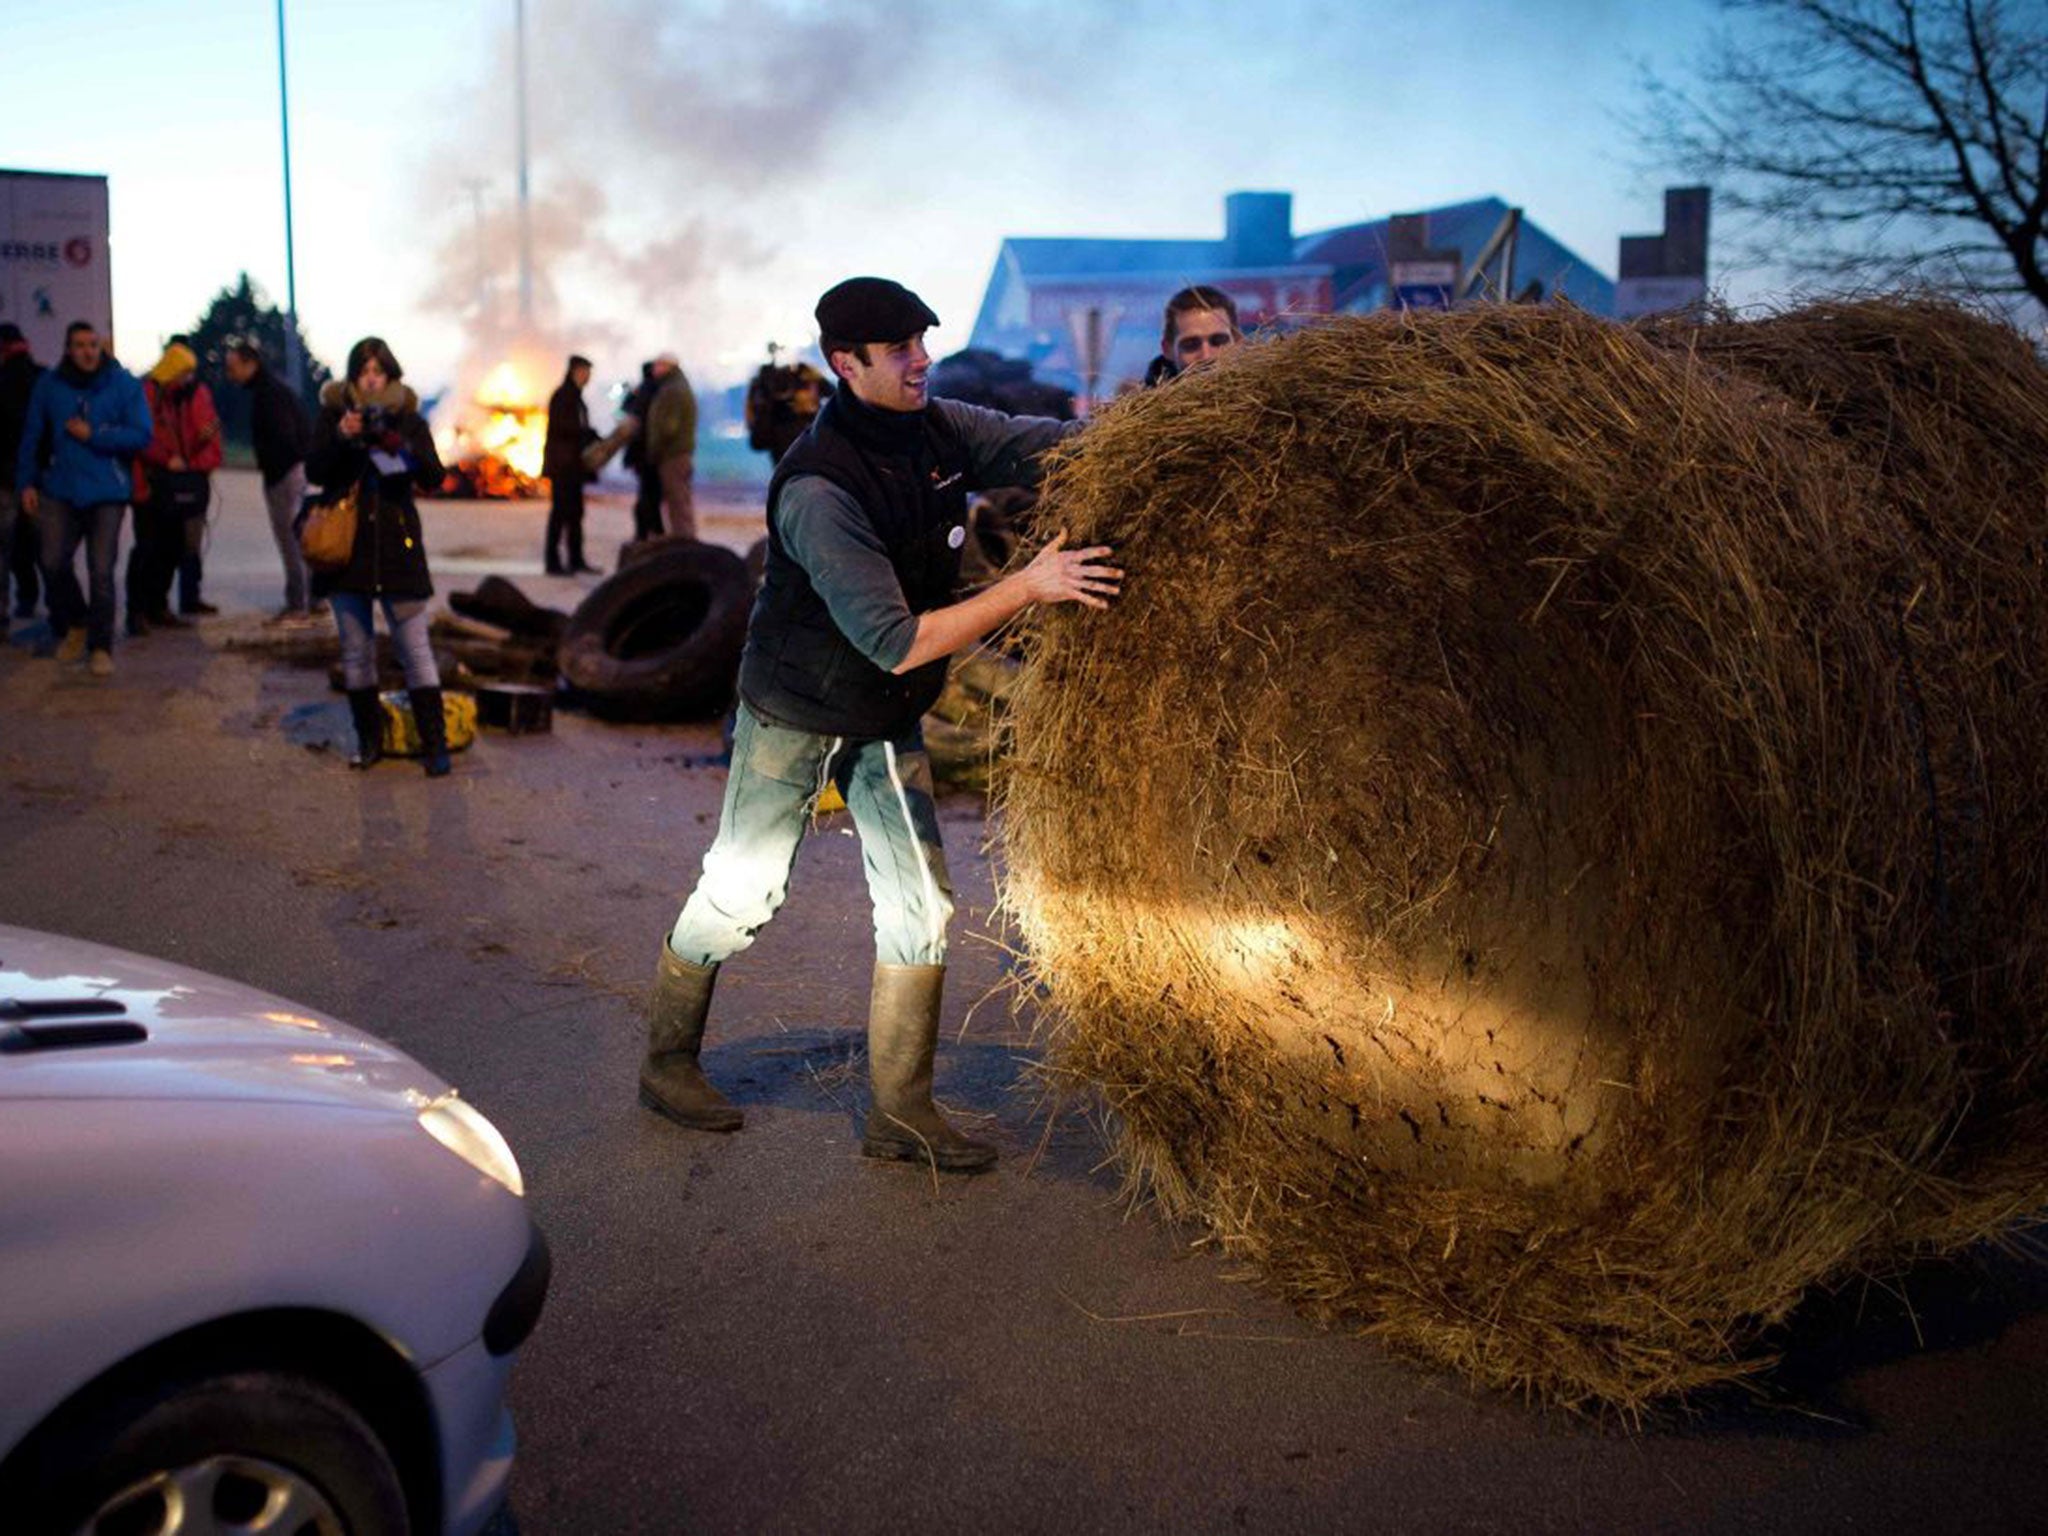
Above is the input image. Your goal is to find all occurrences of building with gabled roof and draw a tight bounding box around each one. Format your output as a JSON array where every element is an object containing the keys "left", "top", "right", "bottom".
[{"left": 967, "top": 190, "right": 1617, "bottom": 396}]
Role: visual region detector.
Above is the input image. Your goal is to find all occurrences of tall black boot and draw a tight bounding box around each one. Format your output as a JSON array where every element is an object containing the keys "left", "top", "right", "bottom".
[
  {"left": 346, "top": 688, "right": 385, "bottom": 770},
  {"left": 639, "top": 941, "right": 743, "bottom": 1131},
  {"left": 861, "top": 963, "right": 997, "bottom": 1174},
  {"left": 410, "top": 685, "right": 453, "bottom": 778}
]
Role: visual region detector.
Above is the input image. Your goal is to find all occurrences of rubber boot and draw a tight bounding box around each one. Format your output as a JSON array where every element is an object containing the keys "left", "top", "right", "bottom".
[
  {"left": 411, "top": 686, "right": 453, "bottom": 778},
  {"left": 861, "top": 963, "right": 997, "bottom": 1174},
  {"left": 346, "top": 688, "right": 385, "bottom": 770},
  {"left": 638, "top": 942, "right": 743, "bottom": 1132}
]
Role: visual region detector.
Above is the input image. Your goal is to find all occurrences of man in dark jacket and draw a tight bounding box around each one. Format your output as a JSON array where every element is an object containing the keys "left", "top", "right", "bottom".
[
  {"left": 542, "top": 354, "right": 598, "bottom": 574},
  {"left": 619, "top": 361, "right": 663, "bottom": 543},
  {"left": 224, "top": 340, "right": 316, "bottom": 623},
  {"left": 638, "top": 277, "right": 1122, "bottom": 1176},
  {"left": 0, "top": 323, "right": 43, "bottom": 626},
  {"left": 14, "top": 320, "right": 151, "bottom": 673}
]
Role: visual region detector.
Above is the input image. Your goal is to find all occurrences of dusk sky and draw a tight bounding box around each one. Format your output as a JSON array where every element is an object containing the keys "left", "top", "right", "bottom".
[{"left": 6, "top": 0, "right": 1731, "bottom": 398}]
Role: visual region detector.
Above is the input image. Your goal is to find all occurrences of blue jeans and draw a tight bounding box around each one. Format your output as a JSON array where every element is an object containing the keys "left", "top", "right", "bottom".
[
  {"left": 39, "top": 497, "right": 126, "bottom": 653},
  {"left": 264, "top": 466, "right": 311, "bottom": 611},
  {"left": 329, "top": 591, "right": 440, "bottom": 691},
  {"left": 670, "top": 703, "right": 955, "bottom": 968}
]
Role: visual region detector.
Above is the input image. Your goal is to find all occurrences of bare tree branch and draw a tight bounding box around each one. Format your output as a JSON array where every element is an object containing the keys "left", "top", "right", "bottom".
[{"left": 1635, "top": 0, "right": 2048, "bottom": 307}]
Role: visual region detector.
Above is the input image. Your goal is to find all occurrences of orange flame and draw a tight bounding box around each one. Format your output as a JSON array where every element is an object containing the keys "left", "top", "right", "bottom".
[{"left": 436, "top": 356, "right": 550, "bottom": 497}]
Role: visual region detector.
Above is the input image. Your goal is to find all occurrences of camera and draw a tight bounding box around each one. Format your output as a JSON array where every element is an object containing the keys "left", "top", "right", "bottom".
[{"left": 358, "top": 404, "right": 391, "bottom": 439}]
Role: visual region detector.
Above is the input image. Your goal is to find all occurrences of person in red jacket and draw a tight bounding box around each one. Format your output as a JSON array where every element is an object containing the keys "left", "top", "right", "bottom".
[{"left": 127, "top": 340, "right": 222, "bottom": 635}]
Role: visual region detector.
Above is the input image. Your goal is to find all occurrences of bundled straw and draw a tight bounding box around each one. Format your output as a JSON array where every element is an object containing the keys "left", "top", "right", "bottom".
[{"left": 998, "top": 297, "right": 2048, "bottom": 1412}]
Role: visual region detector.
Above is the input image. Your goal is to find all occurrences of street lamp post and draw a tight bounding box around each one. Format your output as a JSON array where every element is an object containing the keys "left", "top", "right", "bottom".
[
  {"left": 276, "top": 0, "right": 303, "bottom": 395},
  {"left": 515, "top": 0, "right": 533, "bottom": 326}
]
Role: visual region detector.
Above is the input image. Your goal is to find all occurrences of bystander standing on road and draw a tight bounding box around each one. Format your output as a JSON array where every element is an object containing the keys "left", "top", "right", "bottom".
[
  {"left": 543, "top": 353, "right": 600, "bottom": 575},
  {"left": 127, "top": 342, "right": 222, "bottom": 637},
  {"left": 0, "top": 324, "right": 43, "bottom": 633},
  {"left": 639, "top": 276, "right": 1121, "bottom": 1175},
  {"left": 305, "top": 336, "right": 454, "bottom": 778},
  {"left": 644, "top": 351, "right": 697, "bottom": 540},
  {"left": 223, "top": 339, "right": 317, "bottom": 625},
  {"left": 13, "top": 321, "right": 150, "bottom": 676},
  {"left": 621, "top": 361, "right": 661, "bottom": 543}
]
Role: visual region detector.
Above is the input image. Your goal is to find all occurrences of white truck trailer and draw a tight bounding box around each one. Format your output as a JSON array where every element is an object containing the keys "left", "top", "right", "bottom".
[{"left": 0, "top": 169, "right": 114, "bottom": 359}]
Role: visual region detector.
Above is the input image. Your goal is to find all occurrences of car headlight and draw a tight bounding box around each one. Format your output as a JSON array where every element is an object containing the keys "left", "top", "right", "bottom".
[{"left": 417, "top": 1092, "right": 525, "bottom": 1197}]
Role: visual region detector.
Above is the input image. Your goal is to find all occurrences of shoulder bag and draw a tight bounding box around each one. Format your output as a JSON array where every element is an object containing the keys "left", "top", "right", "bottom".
[{"left": 299, "top": 481, "right": 361, "bottom": 570}]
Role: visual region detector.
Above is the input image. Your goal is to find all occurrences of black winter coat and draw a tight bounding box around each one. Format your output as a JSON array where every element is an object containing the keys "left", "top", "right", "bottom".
[
  {"left": 543, "top": 378, "right": 591, "bottom": 479},
  {"left": 247, "top": 363, "right": 311, "bottom": 486},
  {"left": 304, "top": 381, "right": 443, "bottom": 601},
  {"left": 0, "top": 351, "right": 44, "bottom": 493}
]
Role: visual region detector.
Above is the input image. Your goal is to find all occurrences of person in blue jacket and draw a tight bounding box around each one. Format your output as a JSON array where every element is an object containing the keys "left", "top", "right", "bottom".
[{"left": 15, "top": 321, "right": 151, "bottom": 673}]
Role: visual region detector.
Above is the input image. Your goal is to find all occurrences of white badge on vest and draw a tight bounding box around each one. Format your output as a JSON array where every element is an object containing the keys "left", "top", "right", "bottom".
[{"left": 947, "top": 525, "right": 966, "bottom": 549}]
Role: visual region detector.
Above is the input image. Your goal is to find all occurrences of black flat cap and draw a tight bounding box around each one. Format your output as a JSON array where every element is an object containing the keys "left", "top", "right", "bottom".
[{"left": 815, "top": 277, "right": 939, "bottom": 344}]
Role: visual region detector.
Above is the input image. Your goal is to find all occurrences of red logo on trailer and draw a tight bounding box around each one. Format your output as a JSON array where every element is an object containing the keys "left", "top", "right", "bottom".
[{"left": 64, "top": 238, "right": 92, "bottom": 268}]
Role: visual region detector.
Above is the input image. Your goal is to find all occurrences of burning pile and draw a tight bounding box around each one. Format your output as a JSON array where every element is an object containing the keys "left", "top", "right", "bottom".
[
  {"left": 436, "top": 358, "right": 550, "bottom": 499},
  {"left": 999, "top": 296, "right": 2048, "bottom": 1412}
]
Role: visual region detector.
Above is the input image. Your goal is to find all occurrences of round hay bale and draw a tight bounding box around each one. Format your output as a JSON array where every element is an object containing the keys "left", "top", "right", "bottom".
[{"left": 999, "top": 298, "right": 2048, "bottom": 1412}]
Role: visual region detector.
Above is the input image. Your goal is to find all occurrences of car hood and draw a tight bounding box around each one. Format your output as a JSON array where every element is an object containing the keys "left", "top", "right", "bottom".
[{"left": 0, "top": 924, "right": 451, "bottom": 1112}]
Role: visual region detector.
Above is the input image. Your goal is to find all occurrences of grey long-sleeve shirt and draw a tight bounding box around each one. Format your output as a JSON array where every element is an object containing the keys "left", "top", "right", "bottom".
[{"left": 777, "top": 398, "right": 1081, "bottom": 672}]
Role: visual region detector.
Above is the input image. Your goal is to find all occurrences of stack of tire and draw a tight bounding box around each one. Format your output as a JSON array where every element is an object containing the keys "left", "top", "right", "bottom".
[{"left": 557, "top": 538, "right": 754, "bottom": 721}]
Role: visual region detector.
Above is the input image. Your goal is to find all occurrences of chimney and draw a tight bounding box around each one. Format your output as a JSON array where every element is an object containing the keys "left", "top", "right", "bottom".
[{"left": 1224, "top": 191, "right": 1293, "bottom": 268}]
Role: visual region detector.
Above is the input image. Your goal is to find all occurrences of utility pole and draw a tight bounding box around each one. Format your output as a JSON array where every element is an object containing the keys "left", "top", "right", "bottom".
[
  {"left": 461, "top": 178, "right": 492, "bottom": 324},
  {"left": 276, "top": 0, "right": 303, "bottom": 394},
  {"left": 514, "top": 0, "right": 534, "bottom": 326}
]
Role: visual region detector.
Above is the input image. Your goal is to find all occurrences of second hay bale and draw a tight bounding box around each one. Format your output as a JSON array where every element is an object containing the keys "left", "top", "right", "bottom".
[{"left": 999, "top": 299, "right": 2048, "bottom": 1410}]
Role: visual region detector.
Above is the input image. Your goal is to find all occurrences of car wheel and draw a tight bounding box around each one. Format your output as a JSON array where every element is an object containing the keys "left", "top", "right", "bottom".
[{"left": 42, "top": 1371, "right": 408, "bottom": 1536}]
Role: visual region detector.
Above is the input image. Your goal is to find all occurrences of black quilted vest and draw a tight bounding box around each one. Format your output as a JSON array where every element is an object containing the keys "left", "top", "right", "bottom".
[{"left": 739, "top": 391, "right": 971, "bottom": 738}]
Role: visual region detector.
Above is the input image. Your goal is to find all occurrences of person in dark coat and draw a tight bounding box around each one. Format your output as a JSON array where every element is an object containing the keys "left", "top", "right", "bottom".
[
  {"left": 0, "top": 323, "right": 43, "bottom": 625},
  {"left": 619, "top": 361, "right": 666, "bottom": 542},
  {"left": 304, "top": 336, "right": 453, "bottom": 777},
  {"left": 542, "top": 354, "right": 598, "bottom": 574},
  {"left": 224, "top": 339, "right": 316, "bottom": 622}
]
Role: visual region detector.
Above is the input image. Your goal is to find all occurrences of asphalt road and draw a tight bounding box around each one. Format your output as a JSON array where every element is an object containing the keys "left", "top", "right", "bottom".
[{"left": 5, "top": 471, "right": 2047, "bottom": 1534}]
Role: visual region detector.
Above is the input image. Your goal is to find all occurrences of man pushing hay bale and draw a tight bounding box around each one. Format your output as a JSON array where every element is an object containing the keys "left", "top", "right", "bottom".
[{"left": 999, "top": 297, "right": 2048, "bottom": 1412}]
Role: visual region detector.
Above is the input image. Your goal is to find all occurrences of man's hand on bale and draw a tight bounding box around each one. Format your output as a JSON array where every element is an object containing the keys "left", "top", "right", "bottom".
[
  {"left": 890, "top": 528, "right": 1122, "bottom": 674},
  {"left": 1024, "top": 529, "right": 1122, "bottom": 610}
]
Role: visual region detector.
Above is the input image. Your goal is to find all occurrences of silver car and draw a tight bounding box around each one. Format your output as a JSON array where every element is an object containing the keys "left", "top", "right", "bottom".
[{"left": 0, "top": 924, "right": 548, "bottom": 1535}]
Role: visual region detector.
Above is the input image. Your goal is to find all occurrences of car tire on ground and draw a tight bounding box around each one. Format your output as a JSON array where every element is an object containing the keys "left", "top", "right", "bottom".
[
  {"left": 28, "top": 1369, "right": 409, "bottom": 1536},
  {"left": 558, "top": 540, "right": 752, "bottom": 721},
  {"left": 615, "top": 533, "right": 698, "bottom": 572}
]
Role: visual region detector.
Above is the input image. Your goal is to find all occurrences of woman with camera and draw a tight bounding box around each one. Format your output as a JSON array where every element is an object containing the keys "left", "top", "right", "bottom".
[{"left": 304, "top": 336, "right": 453, "bottom": 777}]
